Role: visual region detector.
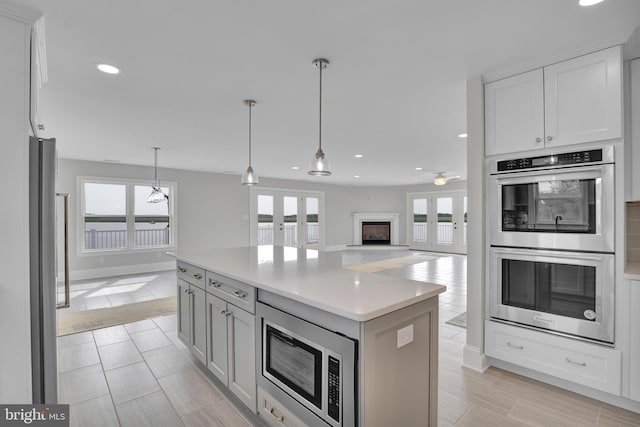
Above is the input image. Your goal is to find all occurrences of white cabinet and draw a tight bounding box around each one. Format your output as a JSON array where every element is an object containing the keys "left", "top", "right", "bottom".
[
  {"left": 629, "top": 280, "right": 640, "bottom": 402},
  {"left": 629, "top": 59, "right": 640, "bottom": 201},
  {"left": 206, "top": 290, "right": 256, "bottom": 412},
  {"left": 485, "top": 46, "right": 622, "bottom": 156},
  {"left": 485, "top": 321, "right": 622, "bottom": 395},
  {"left": 485, "top": 69, "right": 545, "bottom": 156},
  {"left": 177, "top": 278, "right": 206, "bottom": 364}
]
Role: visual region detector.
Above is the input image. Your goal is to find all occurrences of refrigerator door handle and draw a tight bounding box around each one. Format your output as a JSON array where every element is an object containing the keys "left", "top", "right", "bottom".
[{"left": 56, "top": 192, "right": 70, "bottom": 309}]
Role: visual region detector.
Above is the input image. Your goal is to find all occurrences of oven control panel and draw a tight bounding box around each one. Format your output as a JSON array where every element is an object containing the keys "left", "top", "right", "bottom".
[
  {"left": 328, "top": 356, "right": 340, "bottom": 422},
  {"left": 497, "top": 149, "right": 603, "bottom": 172}
]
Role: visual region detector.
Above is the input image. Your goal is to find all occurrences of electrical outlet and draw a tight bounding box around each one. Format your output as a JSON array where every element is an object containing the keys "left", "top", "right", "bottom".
[{"left": 397, "top": 324, "right": 414, "bottom": 349}]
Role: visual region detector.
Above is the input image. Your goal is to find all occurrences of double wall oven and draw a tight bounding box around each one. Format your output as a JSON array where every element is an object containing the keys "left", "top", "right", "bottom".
[{"left": 488, "top": 146, "right": 616, "bottom": 344}]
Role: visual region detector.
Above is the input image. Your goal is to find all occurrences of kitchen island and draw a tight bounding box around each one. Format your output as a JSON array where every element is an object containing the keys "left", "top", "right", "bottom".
[{"left": 172, "top": 246, "right": 446, "bottom": 427}]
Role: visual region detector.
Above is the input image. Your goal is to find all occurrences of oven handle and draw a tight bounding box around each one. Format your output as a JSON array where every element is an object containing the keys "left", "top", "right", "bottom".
[{"left": 491, "top": 163, "right": 610, "bottom": 185}]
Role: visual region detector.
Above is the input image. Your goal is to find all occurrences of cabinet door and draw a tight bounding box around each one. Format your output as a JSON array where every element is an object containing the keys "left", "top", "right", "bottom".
[
  {"left": 630, "top": 281, "right": 640, "bottom": 402},
  {"left": 227, "top": 306, "right": 257, "bottom": 412},
  {"left": 190, "top": 285, "right": 207, "bottom": 364},
  {"left": 485, "top": 69, "right": 544, "bottom": 156},
  {"left": 544, "top": 46, "right": 622, "bottom": 148},
  {"left": 206, "top": 293, "right": 229, "bottom": 384},
  {"left": 177, "top": 279, "right": 190, "bottom": 346},
  {"left": 630, "top": 59, "right": 640, "bottom": 201}
]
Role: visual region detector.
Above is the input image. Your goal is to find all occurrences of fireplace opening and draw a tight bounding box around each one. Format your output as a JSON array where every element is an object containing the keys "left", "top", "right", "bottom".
[{"left": 362, "top": 221, "right": 391, "bottom": 245}]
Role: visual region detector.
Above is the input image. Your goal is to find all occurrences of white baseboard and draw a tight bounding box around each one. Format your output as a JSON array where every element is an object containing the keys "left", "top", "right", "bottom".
[
  {"left": 344, "top": 245, "right": 410, "bottom": 251},
  {"left": 58, "top": 261, "right": 176, "bottom": 282},
  {"left": 462, "top": 344, "right": 489, "bottom": 372}
]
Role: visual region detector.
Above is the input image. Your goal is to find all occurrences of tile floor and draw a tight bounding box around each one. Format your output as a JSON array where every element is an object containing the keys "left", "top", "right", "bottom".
[{"left": 57, "top": 250, "right": 640, "bottom": 426}]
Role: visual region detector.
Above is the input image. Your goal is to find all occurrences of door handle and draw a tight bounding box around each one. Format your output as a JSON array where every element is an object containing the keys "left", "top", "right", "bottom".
[{"left": 56, "top": 193, "right": 70, "bottom": 309}]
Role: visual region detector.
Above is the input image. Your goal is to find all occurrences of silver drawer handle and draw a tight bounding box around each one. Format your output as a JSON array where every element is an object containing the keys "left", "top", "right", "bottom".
[
  {"left": 209, "top": 279, "right": 221, "bottom": 288},
  {"left": 507, "top": 342, "right": 524, "bottom": 350},
  {"left": 269, "top": 408, "right": 284, "bottom": 422},
  {"left": 546, "top": 135, "right": 553, "bottom": 142},
  {"left": 234, "top": 290, "right": 247, "bottom": 299},
  {"left": 193, "top": 273, "right": 202, "bottom": 280},
  {"left": 184, "top": 289, "right": 189, "bottom": 294},
  {"left": 566, "top": 358, "right": 587, "bottom": 367},
  {"left": 221, "top": 309, "right": 228, "bottom": 315},
  {"left": 535, "top": 137, "right": 541, "bottom": 143},
  {"left": 178, "top": 267, "right": 186, "bottom": 273}
]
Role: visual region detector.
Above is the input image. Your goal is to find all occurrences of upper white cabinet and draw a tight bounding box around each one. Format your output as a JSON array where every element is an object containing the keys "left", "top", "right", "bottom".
[
  {"left": 629, "top": 59, "right": 640, "bottom": 202},
  {"left": 485, "top": 46, "right": 622, "bottom": 156},
  {"left": 485, "top": 69, "right": 545, "bottom": 156}
]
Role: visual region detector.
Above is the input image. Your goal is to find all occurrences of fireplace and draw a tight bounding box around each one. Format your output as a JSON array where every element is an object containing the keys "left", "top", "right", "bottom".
[{"left": 362, "top": 221, "right": 391, "bottom": 245}]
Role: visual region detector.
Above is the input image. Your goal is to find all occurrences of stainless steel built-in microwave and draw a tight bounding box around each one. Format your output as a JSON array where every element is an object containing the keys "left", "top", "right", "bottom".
[
  {"left": 256, "top": 302, "right": 357, "bottom": 427},
  {"left": 488, "top": 147, "right": 615, "bottom": 253}
]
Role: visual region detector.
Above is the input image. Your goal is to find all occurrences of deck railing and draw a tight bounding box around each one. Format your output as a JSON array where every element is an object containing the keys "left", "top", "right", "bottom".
[
  {"left": 258, "top": 223, "right": 319, "bottom": 246},
  {"left": 412, "top": 223, "right": 467, "bottom": 245},
  {"left": 85, "top": 228, "right": 169, "bottom": 249}
]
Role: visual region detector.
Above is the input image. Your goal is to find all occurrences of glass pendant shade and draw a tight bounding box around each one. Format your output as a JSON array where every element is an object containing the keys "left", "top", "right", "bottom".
[
  {"left": 147, "top": 147, "right": 168, "bottom": 203},
  {"left": 308, "top": 148, "right": 331, "bottom": 176},
  {"left": 241, "top": 166, "right": 259, "bottom": 185},
  {"left": 241, "top": 99, "right": 259, "bottom": 186},
  {"left": 433, "top": 174, "right": 447, "bottom": 186}
]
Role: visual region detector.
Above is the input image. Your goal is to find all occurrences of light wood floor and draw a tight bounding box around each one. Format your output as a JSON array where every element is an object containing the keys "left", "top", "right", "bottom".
[{"left": 57, "top": 250, "right": 640, "bottom": 426}]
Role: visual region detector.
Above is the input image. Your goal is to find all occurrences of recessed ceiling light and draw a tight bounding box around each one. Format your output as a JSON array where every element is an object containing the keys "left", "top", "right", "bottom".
[
  {"left": 354, "top": 175, "right": 360, "bottom": 178},
  {"left": 354, "top": 154, "right": 363, "bottom": 158},
  {"left": 95, "top": 63, "right": 120, "bottom": 74},
  {"left": 579, "top": 0, "right": 604, "bottom": 6},
  {"left": 458, "top": 133, "right": 468, "bottom": 138},
  {"left": 291, "top": 166, "right": 299, "bottom": 170},
  {"left": 415, "top": 167, "right": 423, "bottom": 171}
]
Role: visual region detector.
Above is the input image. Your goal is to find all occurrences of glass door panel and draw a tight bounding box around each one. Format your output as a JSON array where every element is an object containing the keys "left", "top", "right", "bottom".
[
  {"left": 306, "top": 197, "right": 319, "bottom": 246},
  {"left": 258, "top": 195, "right": 274, "bottom": 245},
  {"left": 412, "top": 198, "right": 428, "bottom": 243},
  {"left": 283, "top": 196, "right": 298, "bottom": 247},
  {"left": 436, "top": 197, "right": 453, "bottom": 246}
]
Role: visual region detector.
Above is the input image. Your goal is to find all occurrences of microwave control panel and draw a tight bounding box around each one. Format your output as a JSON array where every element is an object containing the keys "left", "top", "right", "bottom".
[
  {"left": 328, "top": 356, "right": 340, "bottom": 422},
  {"left": 497, "top": 149, "right": 603, "bottom": 172}
]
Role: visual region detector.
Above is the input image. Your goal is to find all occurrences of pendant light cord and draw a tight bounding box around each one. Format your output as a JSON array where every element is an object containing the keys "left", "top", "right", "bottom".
[
  {"left": 153, "top": 147, "right": 159, "bottom": 186},
  {"left": 248, "top": 102, "right": 253, "bottom": 167},
  {"left": 318, "top": 62, "right": 323, "bottom": 151}
]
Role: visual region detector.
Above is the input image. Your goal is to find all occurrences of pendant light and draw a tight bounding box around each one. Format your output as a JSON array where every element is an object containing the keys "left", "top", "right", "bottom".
[
  {"left": 147, "top": 147, "right": 168, "bottom": 203},
  {"left": 308, "top": 58, "right": 331, "bottom": 176},
  {"left": 241, "top": 99, "right": 259, "bottom": 185}
]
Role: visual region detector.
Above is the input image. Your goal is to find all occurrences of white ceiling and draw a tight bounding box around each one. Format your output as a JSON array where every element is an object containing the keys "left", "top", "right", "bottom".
[{"left": 21, "top": 0, "right": 640, "bottom": 186}]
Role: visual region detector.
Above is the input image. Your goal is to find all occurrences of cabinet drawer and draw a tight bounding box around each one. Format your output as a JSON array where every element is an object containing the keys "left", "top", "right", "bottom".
[
  {"left": 485, "top": 320, "right": 621, "bottom": 395},
  {"left": 206, "top": 270, "right": 255, "bottom": 314},
  {"left": 257, "top": 386, "right": 307, "bottom": 427},
  {"left": 177, "top": 261, "right": 205, "bottom": 289}
]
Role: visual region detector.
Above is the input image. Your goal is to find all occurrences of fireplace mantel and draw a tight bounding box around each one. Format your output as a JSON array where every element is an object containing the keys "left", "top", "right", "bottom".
[{"left": 352, "top": 212, "right": 400, "bottom": 245}]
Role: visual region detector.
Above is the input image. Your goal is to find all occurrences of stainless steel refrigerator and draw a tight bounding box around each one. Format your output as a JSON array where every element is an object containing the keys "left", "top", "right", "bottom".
[{"left": 29, "top": 136, "right": 58, "bottom": 404}]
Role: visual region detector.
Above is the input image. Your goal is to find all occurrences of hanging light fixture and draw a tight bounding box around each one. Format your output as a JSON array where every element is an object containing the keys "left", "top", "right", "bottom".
[
  {"left": 308, "top": 58, "right": 331, "bottom": 176},
  {"left": 241, "top": 99, "right": 259, "bottom": 186},
  {"left": 433, "top": 173, "right": 448, "bottom": 186},
  {"left": 147, "top": 147, "right": 168, "bottom": 203}
]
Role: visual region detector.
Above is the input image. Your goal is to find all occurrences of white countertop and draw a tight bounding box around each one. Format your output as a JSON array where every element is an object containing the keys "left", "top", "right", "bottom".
[
  {"left": 170, "top": 246, "right": 446, "bottom": 322},
  {"left": 625, "top": 262, "right": 640, "bottom": 281}
]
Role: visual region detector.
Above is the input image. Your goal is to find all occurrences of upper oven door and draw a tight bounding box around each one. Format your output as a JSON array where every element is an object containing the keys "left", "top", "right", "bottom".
[{"left": 489, "top": 163, "right": 614, "bottom": 252}]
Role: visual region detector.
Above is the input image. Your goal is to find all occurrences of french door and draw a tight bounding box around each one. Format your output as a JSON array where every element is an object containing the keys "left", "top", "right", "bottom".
[
  {"left": 407, "top": 191, "right": 467, "bottom": 254},
  {"left": 250, "top": 188, "right": 324, "bottom": 249}
]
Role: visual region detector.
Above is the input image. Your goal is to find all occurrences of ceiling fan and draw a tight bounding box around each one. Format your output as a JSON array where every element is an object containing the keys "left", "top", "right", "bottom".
[{"left": 433, "top": 172, "right": 461, "bottom": 186}]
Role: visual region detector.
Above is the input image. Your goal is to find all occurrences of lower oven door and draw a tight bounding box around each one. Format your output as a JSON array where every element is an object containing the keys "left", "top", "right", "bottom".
[
  {"left": 257, "top": 302, "right": 356, "bottom": 427},
  {"left": 489, "top": 247, "right": 614, "bottom": 344}
]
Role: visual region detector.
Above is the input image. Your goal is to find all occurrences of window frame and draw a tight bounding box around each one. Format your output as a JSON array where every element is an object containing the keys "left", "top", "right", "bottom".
[{"left": 77, "top": 176, "right": 177, "bottom": 256}]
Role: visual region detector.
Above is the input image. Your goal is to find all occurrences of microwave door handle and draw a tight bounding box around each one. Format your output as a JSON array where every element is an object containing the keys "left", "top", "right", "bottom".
[{"left": 272, "top": 330, "right": 297, "bottom": 347}]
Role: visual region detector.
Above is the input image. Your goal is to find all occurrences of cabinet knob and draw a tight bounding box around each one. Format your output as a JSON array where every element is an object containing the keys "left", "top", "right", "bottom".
[
  {"left": 178, "top": 267, "right": 186, "bottom": 273},
  {"left": 546, "top": 136, "right": 553, "bottom": 142},
  {"left": 535, "top": 137, "right": 542, "bottom": 143},
  {"left": 193, "top": 273, "right": 202, "bottom": 280},
  {"left": 184, "top": 289, "right": 189, "bottom": 294},
  {"left": 37, "top": 123, "right": 45, "bottom": 131},
  {"left": 209, "top": 279, "right": 221, "bottom": 288},
  {"left": 234, "top": 290, "right": 247, "bottom": 299}
]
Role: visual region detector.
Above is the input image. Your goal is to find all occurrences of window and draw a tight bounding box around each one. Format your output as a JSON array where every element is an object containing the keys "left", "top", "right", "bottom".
[{"left": 80, "top": 177, "right": 176, "bottom": 253}]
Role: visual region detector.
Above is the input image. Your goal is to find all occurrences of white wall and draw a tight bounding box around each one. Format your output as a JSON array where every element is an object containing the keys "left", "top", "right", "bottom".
[{"left": 0, "top": 5, "right": 37, "bottom": 404}]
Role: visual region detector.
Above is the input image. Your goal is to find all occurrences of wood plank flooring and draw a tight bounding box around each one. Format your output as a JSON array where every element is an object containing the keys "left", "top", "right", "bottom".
[{"left": 57, "top": 251, "right": 640, "bottom": 426}]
